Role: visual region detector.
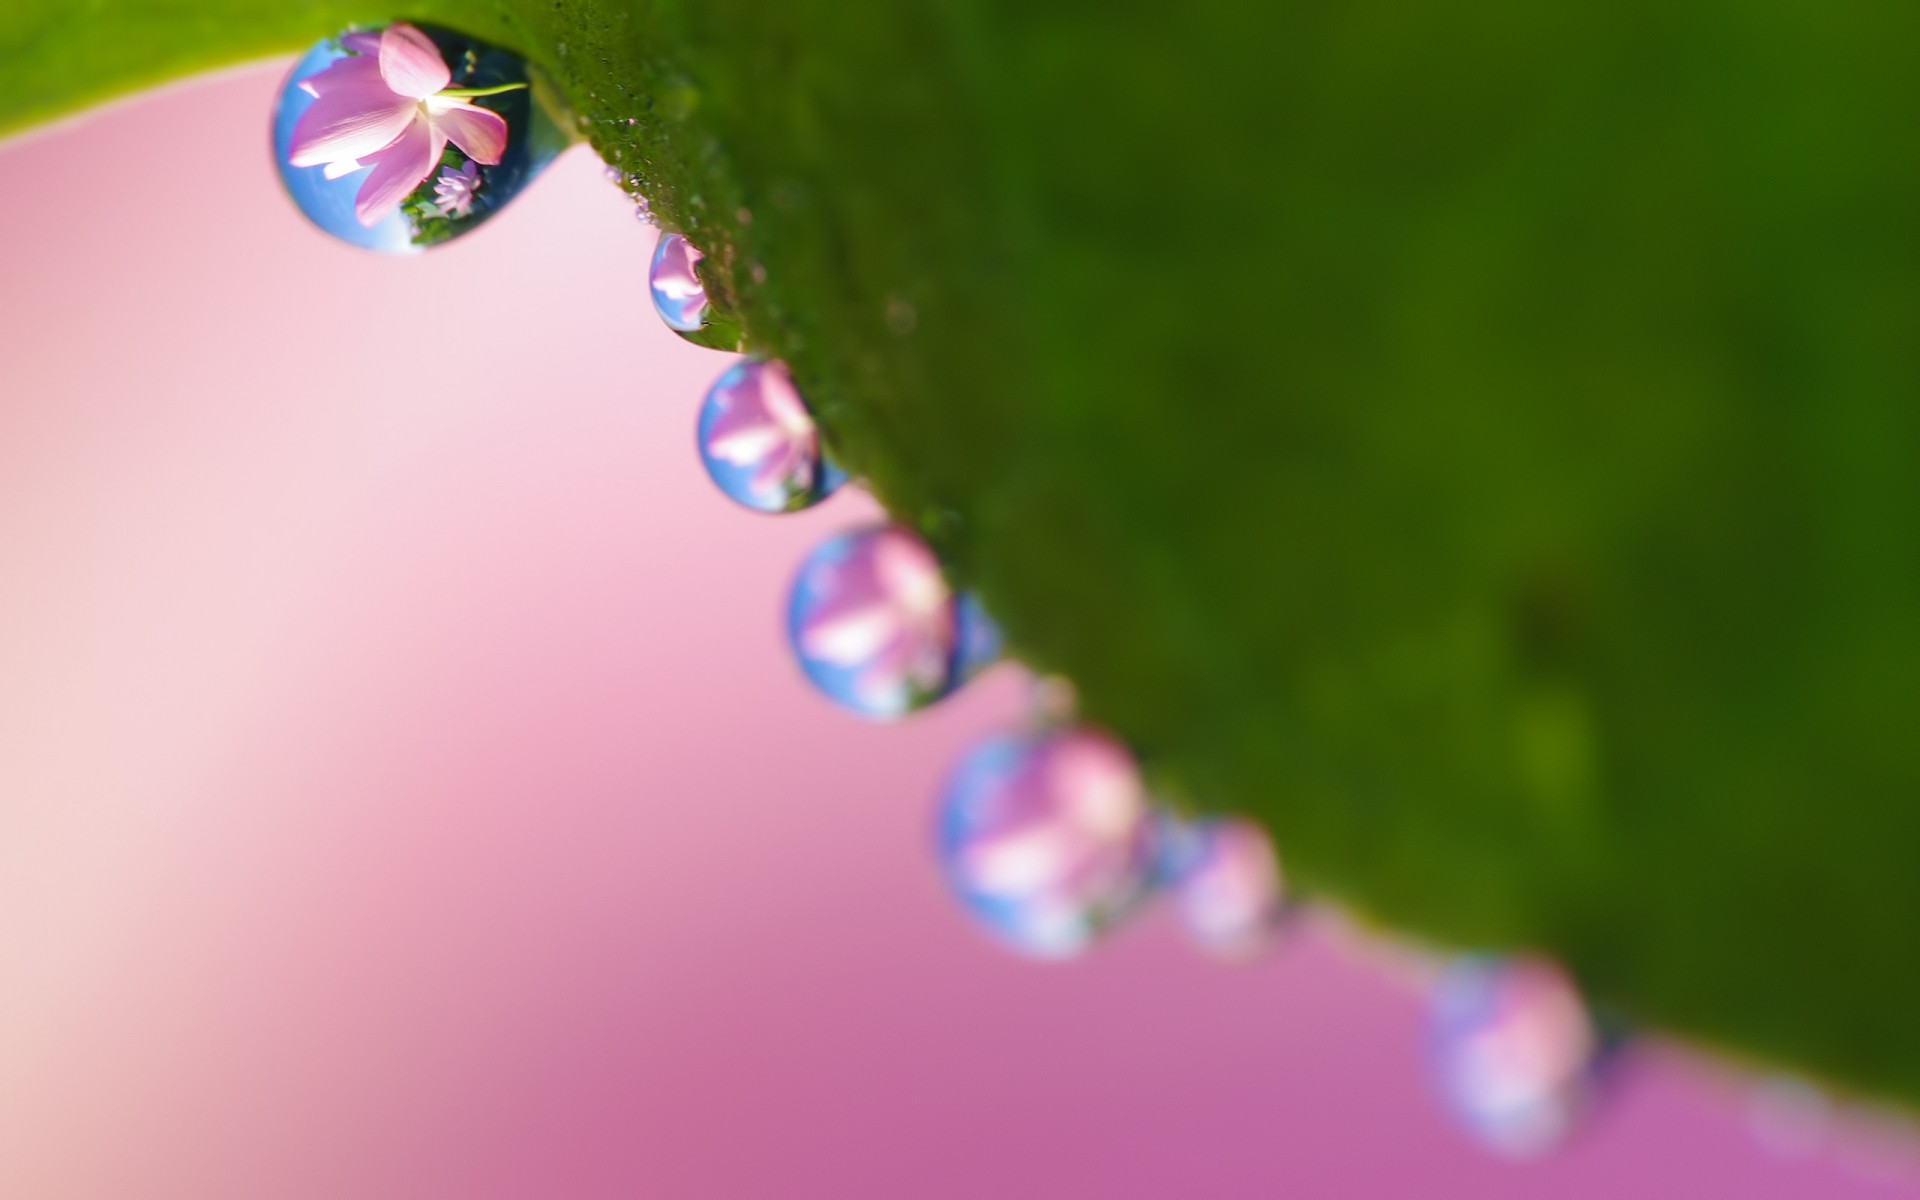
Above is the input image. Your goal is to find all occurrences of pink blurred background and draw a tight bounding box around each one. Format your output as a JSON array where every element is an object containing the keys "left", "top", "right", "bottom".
[{"left": 0, "top": 66, "right": 1914, "bottom": 1199}]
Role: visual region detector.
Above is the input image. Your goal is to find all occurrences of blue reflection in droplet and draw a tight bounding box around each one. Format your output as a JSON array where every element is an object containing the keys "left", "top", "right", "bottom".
[
  {"left": 935, "top": 726, "right": 1157, "bottom": 958},
  {"left": 650, "top": 232, "right": 709, "bottom": 332},
  {"left": 697, "top": 359, "right": 842, "bottom": 513},
  {"left": 951, "top": 591, "right": 1004, "bottom": 682},
  {"left": 1428, "top": 956, "right": 1611, "bottom": 1157},
  {"left": 787, "top": 525, "right": 958, "bottom": 719},
  {"left": 271, "top": 24, "right": 565, "bottom": 254}
]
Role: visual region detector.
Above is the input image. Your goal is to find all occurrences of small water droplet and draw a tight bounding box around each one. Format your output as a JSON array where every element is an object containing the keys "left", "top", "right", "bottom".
[
  {"left": 602, "top": 163, "right": 624, "bottom": 184},
  {"left": 1028, "top": 675, "right": 1080, "bottom": 725},
  {"left": 787, "top": 525, "right": 959, "bottom": 718},
  {"left": 697, "top": 360, "right": 843, "bottom": 513},
  {"left": 1428, "top": 957, "right": 1611, "bottom": 1157},
  {"left": 648, "top": 232, "right": 710, "bottom": 333},
  {"left": 1153, "top": 813, "right": 1285, "bottom": 959},
  {"left": 952, "top": 591, "right": 1004, "bottom": 681},
  {"left": 935, "top": 726, "right": 1158, "bottom": 958},
  {"left": 1748, "top": 1077, "right": 1833, "bottom": 1159},
  {"left": 885, "top": 293, "right": 918, "bottom": 336},
  {"left": 272, "top": 25, "right": 564, "bottom": 254},
  {"left": 626, "top": 116, "right": 638, "bottom": 126}
]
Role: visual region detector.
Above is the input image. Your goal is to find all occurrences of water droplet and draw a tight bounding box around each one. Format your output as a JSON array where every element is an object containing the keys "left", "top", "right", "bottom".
[
  {"left": 273, "top": 24, "right": 565, "bottom": 253},
  {"left": 885, "top": 293, "right": 919, "bottom": 336},
  {"left": 603, "top": 163, "right": 624, "bottom": 184},
  {"left": 697, "top": 360, "right": 843, "bottom": 513},
  {"left": 1153, "top": 814, "right": 1285, "bottom": 959},
  {"left": 935, "top": 727, "right": 1158, "bottom": 958},
  {"left": 787, "top": 525, "right": 959, "bottom": 718},
  {"left": 648, "top": 232, "right": 710, "bottom": 332},
  {"left": 634, "top": 198, "right": 655, "bottom": 225},
  {"left": 1748, "top": 1077, "right": 1833, "bottom": 1159},
  {"left": 1428, "top": 957, "right": 1611, "bottom": 1157},
  {"left": 1029, "top": 675, "right": 1080, "bottom": 726},
  {"left": 952, "top": 591, "right": 1004, "bottom": 681}
]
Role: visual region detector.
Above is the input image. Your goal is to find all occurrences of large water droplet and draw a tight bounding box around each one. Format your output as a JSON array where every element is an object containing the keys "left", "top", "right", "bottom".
[
  {"left": 649, "top": 232, "right": 710, "bottom": 332},
  {"left": 1154, "top": 813, "right": 1286, "bottom": 959},
  {"left": 935, "top": 727, "right": 1158, "bottom": 958},
  {"left": 786, "top": 525, "right": 958, "bottom": 718},
  {"left": 697, "top": 359, "right": 844, "bottom": 513},
  {"left": 272, "top": 24, "right": 566, "bottom": 254},
  {"left": 1428, "top": 957, "right": 1610, "bottom": 1157}
]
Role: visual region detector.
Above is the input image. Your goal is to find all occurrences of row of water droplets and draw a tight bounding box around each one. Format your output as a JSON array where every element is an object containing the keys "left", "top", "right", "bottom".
[
  {"left": 636, "top": 184, "right": 1296, "bottom": 963},
  {"left": 635, "top": 168, "right": 1620, "bottom": 1160},
  {"left": 269, "top": 20, "right": 1640, "bottom": 1160}
]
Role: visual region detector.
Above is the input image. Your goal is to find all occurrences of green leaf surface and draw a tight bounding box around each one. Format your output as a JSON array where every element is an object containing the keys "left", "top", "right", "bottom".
[{"left": 7, "top": 0, "right": 1920, "bottom": 1107}]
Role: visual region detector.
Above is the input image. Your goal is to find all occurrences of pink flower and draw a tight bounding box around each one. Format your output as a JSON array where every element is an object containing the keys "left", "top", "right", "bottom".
[
  {"left": 432, "top": 160, "right": 483, "bottom": 218},
  {"left": 288, "top": 24, "right": 509, "bottom": 227}
]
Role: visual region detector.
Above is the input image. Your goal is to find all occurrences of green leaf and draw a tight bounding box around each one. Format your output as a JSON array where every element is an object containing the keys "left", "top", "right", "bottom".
[{"left": 8, "top": 0, "right": 1920, "bottom": 1108}]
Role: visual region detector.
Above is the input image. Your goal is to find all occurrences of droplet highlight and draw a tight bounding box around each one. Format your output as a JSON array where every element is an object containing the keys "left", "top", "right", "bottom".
[
  {"left": 935, "top": 727, "right": 1158, "bottom": 958},
  {"left": 786, "top": 525, "right": 958, "bottom": 718},
  {"left": 1154, "top": 814, "right": 1286, "bottom": 959},
  {"left": 272, "top": 24, "right": 565, "bottom": 253},
  {"left": 649, "top": 232, "right": 710, "bottom": 333},
  {"left": 697, "top": 359, "right": 843, "bottom": 513},
  {"left": 1428, "top": 957, "right": 1610, "bottom": 1157}
]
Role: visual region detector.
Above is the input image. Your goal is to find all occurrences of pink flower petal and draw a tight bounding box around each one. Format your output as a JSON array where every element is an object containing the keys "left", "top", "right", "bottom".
[
  {"left": 353, "top": 117, "right": 443, "bottom": 226},
  {"left": 378, "top": 23, "right": 451, "bottom": 101},
  {"left": 294, "top": 53, "right": 382, "bottom": 100},
  {"left": 287, "top": 81, "right": 416, "bottom": 167},
  {"left": 341, "top": 31, "right": 381, "bottom": 55},
  {"left": 428, "top": 101, "right": 509, "bottom": 165}
]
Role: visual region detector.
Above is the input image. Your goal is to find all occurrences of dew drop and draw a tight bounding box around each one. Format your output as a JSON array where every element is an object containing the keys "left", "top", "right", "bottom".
[
  {"left": 1028, "top": 675, "right": 1080, "bottom": 726},
  {"left": 1748, "top": 1077, "right": 1833, "bottom": 1159},
  {"left": 696, "top": 360, "right": 843, "bottom": 513},
  {"left": 272, "top": 24, "right": 565, "bottom": 254},
  {"left": 649, "top": 232, "right": 710, "bottom": 333},
  {"left": 952, "top": 591, "right": 1004, "bottom": 681},
  {"left": 1153, "top": 814, "right": 1286, "bottom": 959},
  {"left": 1427, "top": 957, "right": 1612, "bottom": 1157},
  {"left": 935, "top": 727, "right": 1158, "bottom": 958},
  {"left": 885, "top": 293, "right": 919, "bottom": 336},
  {"left": 786, "top": 525, "right": 959, "bottom": 718}
]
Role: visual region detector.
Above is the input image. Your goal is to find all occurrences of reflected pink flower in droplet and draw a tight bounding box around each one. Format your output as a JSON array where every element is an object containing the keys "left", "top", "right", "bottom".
[
  {"left": 432, "top": 160, "right": 483, "bottom": 218},
  {"left": 287, "top": 24, "right": 509, "bottom": 227},
  {"left": 705, "top": 363, "right": 821, "bottom": 501},
  {"left": 798, "top": 527, "right": 955, "bottom": 712}
]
